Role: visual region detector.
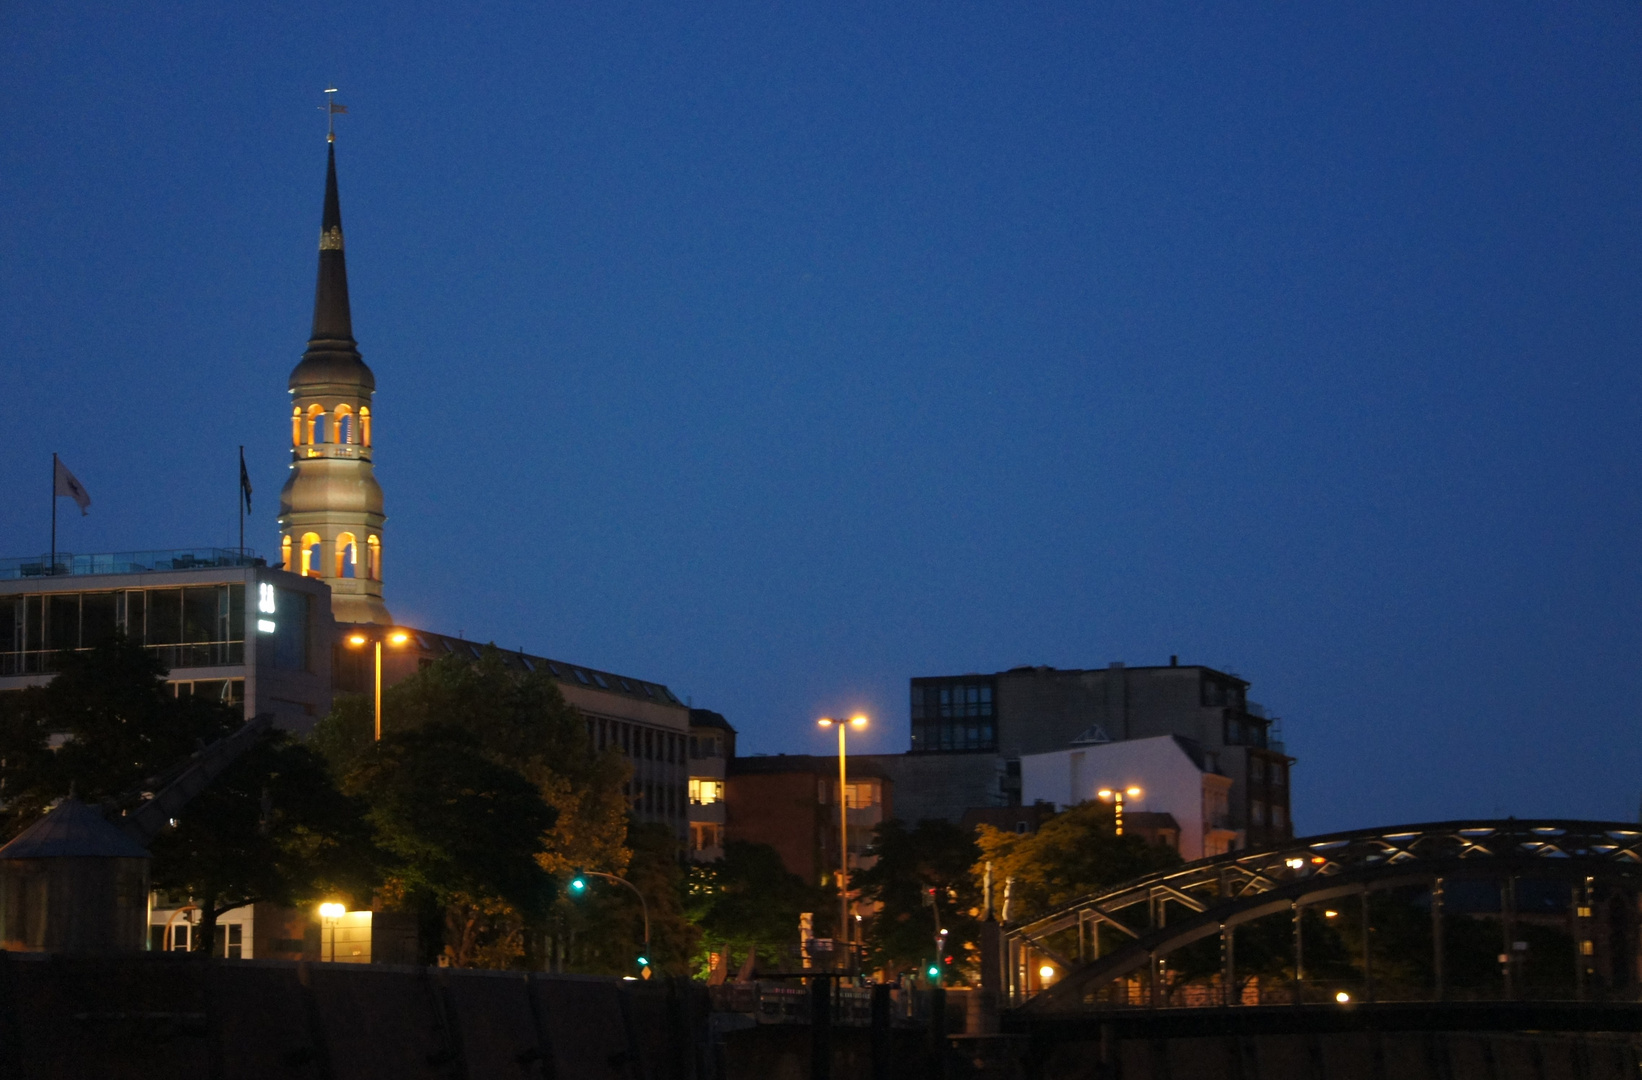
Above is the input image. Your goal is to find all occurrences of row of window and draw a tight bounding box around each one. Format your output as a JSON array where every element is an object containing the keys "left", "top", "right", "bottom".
[
  {"left": 627, "top": 778, "right": 688, "bottom": 818},
  {"left": 690, "top": 733, "right": 727, "bottom": 759},
  {"left": 690, "top": 822, "right": 724, "bottom": 853},
  {"left": 589, "top": 716, "right": 686, "bottom": 764},
  {"left": 1202, "top": 678, "right": 1247, "bottom": 710},
  {"left": 910, "top": 681, "right": 995, "bottom": 721},
  {"left": 291, "top": 404, "right": 372, "bottom": 448},
  {"left": 281, "top": 533, "right": 381, "bottom": 581},
  {"left": 910, "top": 716, "right": 997, "bottom": 753},
  {"left": 1249, "top": 800, "right": 1289, "bottom": 830},
  {"left": 1222, "top": 713, "right": 1269, "bottom": 749},
  {"left": 1249, "top": 756, "right": 1288, "bottom": 788},
  {"left": 1, "top": 587, "right": 258, "bottom": 676}
]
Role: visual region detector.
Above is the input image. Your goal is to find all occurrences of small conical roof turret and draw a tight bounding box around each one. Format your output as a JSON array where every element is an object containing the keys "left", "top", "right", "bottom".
[{"left": 289, "top": 140, "right": 375, "bottom": 392}]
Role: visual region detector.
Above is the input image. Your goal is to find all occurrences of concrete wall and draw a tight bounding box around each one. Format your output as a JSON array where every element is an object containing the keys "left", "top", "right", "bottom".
[
  {"left": 0, "top": 951, "right": 711, "bottom": 1080},
  {"left": 853, "top": 753, "right": 1001, "bottom": 826}
]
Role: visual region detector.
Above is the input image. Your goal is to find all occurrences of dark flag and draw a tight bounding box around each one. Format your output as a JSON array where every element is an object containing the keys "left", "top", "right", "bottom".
[
  {"left": 329, "top": 102, "right": 348, "bottom": 115},
  {"left": 239, "top": 448, "right": 253, "bottom": 514}
]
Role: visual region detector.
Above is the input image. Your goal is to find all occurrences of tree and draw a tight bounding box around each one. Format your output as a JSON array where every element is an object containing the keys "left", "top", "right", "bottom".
[
  {"left": 686, "top": 840, "right": 827, "bottom": 974},
  {"left": 148, "top": 729, "right": 376, "bottom": 956},
  {"left": 0, "top": 637, "right": 238, "bottom": 837},
  {"left": 339, "top": 723, "right": 559, "bottom": 967},
  {"left": 855, "top": 819, "right": 983, "bottom": 980},
  {"left": 974, "top": 801, "right": 1181, "bottom": 927}
]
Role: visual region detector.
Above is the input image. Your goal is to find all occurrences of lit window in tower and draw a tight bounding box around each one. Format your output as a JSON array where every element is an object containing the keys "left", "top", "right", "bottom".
[
  {"left": 300, "top": 532, "right": 322, "bottom": 577},
  {"left": 336, "top": 532, "right": 357, "bottom": 578},
  {"left": 281, "top": 535, "right": 292, "bottom": 571},
  {"left": 306, "top": 404, "right": 324, "bottom": 445},
  {"left": 291, "top": 407, "right": 302, "bottom": 447},
  {"left": 367, "top": 535, "right": 380, "bottom": 580},
  {"left": 334, "top": 403, "right": 353, "bottom": 444},
  {"left": 360, "top": 407, "right": 371, "bottom": 447}
]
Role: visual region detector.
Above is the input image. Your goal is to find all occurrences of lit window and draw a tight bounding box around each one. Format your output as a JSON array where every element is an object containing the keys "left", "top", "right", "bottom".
[{"left": 689, "top": 779, "right": 723, "bottom": 805}]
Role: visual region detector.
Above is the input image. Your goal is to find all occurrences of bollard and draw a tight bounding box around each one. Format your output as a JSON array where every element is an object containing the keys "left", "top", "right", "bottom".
[
  {"left": 810, "top": 977, "right": 832, "bottom": 1080},
  {"left": 870, "top": 983, "right": 892, "bottom": 1080},
  {"left": 928, "top": 986, "right": 947, "bottom": 1080}
]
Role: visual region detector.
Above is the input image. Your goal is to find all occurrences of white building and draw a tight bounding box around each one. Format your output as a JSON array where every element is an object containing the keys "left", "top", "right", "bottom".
[{"left": 1019, "top": 734, "right": 1240, "bottom": 860}]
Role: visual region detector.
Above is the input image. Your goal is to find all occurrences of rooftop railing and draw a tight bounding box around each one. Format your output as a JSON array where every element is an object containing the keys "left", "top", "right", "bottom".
[{"left": 0, "top": 548, "right": 264, "bottom": 581}]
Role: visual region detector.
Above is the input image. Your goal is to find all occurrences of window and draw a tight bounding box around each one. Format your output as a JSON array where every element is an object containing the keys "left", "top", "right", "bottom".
[
  {"left": 1270, "top": 763, "right": 1287, "bottom": 788},
  {"left": 281, "top": 535, "right": 293, "bottom": 571},
  {"left": 1251, "top": 800, "right": 1267, "bottom": 827},
  {"left": 334, "top": 404, "right": 353, "bottom": 445},
  {"left": 573, "top": 668, "right": 590, "bottom": 684},
  {"left": 689, "top": 778, "right": 723, "bottom": 805},
  {"left": 843, "top": 782, "right": 877, "bottom": 808},
  {"left": 619, "top": 678, "right": 633, "bottom": 692},
  {"left": 300, "top": 533, "right": 322, "bottom": 577},
  {"left": 291, "top": 407, "right": 302, "bottom": 447},
  {"left": 336, "top": 533, "right": 358, "bottom": 579},
  {"left": 910, "top": 678, "right": 998, "bottom": 753},
  {"left": 691, "top": 823, "right": 723, "bottom": 852},
  {"left": 306, "top": 404, "right": 326, "bottom": 445},
  {"left": 591, "top": 672, "right": 610, "bottom": 689},
  {"left": 366, "top": 535, "right": 380, "bottom": 580},
  {"left": 1271, "top": 805, "right": 1287, "bottom": 829},
  {"left": 359, "top": 406, "right": 372, "bottom": 447}
]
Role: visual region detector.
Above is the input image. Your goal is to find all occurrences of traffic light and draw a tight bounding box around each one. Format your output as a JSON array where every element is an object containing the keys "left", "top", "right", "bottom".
[
  {"left": 926, "top": 961, "right": 941, "bottom": 984},
  {"left": 635, "top": 954, "right": 649, "bottom": 968},
  {"left": 569, "top": 870, "right": 588, "bottom": 895}
]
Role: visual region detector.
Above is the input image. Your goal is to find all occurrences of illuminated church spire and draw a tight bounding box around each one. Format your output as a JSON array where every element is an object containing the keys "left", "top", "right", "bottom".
[{"left": 277, "top": 131, "right": 390, "bottom": 624}]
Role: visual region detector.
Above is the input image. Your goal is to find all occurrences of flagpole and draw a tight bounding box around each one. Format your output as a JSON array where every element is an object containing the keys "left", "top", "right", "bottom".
[
  {"left": 49, "top": 453, "right": 57, "bottom": 576},
  {"left": 238, "top": 446, "right": 245, "bottom": 557}
]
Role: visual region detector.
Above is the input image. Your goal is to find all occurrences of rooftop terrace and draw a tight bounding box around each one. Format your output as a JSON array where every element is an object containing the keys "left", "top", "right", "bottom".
[{"left": 0, "top": 548, "right": 265, "bottom": 582}]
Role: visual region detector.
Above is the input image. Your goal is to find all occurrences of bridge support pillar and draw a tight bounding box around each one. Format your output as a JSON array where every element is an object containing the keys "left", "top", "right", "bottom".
[
  {"left": 1220, "top": 923, "right": 1235, "bottom": 1007},
  {"left": 1432, "top": 876, "right": 1445, "bottom": 1002},
  {"left": 1361, "top": 890, "right": 1374, "bottom": 1003},
  {"left": 1291, "top": 901, "right": 1304, "bottom": 1005}
]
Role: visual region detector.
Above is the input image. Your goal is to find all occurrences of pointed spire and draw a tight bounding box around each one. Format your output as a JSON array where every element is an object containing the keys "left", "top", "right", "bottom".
[{"left": 290, "top": 141, "right": 374, "bottom": 391}]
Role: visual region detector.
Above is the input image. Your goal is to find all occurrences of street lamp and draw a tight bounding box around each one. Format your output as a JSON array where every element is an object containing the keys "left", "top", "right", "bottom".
[
  {"left": 567, "top": 869, "right": 651, "bottom": 975},
  {"left": 318, "top": 902, "right": 346, "bottom": 963},
  {"left": 1096, "top": 786, "right": 1143, "bottom": 835},
  {"left": 343, "top": 627, "right": 411, "bottom": 740},
  {"left": 818, "top": 714, "right": 867, "bottom": 968}
]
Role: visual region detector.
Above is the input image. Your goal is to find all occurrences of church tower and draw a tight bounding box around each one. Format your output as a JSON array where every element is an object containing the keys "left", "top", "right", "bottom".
[{"left": 277, "top": 136, "right": 390, "bottom": 625}]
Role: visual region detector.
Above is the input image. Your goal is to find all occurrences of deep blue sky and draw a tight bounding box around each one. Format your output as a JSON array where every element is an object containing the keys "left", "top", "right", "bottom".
[{"left": 4, "top": 4, "right": 1641, "bottom": 832}]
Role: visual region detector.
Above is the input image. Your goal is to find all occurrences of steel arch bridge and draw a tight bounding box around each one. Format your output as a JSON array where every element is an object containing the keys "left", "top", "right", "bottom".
[{"left": 1001, "top": 819, "right": 1642, "bottom": 1014}]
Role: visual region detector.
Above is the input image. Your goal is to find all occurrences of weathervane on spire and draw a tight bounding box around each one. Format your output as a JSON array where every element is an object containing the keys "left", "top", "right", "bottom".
[{"left": 321, "top": 88, "right": 348, "bottom": 143}]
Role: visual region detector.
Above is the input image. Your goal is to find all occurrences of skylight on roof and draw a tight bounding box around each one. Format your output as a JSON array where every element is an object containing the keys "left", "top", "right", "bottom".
[
  {"left": 547, "top": 663, "right": 563, "bottom": 677},
  {"left": 520, "top": 657, "right": 535, "bottom": 672},
  {"left": 592, "top": 673, "right": 610, "bottom": 689},
  {"left": 573, "top": 669, "right": 590, "bottom": 685},
  {"left": 619, "top": 678, "right": 633, "bottom": 692}
]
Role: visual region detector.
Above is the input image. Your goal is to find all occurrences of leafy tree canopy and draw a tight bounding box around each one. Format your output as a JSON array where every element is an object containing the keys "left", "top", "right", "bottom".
[
  {"left": 686, "top": 840, "right": 827, "bottom": 972},
  {"left": 855, "top": 819, "right": 982, "bottom": 979},
  {"left": 974, "top": 801, "right": 1181, "bottom": 925},
  {"left": 0, "top": 638, "right": 238, "bottom": 836}
]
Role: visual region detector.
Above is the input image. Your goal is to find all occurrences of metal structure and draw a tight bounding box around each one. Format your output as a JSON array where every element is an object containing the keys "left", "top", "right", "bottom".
[{"left": 1001, "top": 819, "right": 1642, "bottom": 1013}]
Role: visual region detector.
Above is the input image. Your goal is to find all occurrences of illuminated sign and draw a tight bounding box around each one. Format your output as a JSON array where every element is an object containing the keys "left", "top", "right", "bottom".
[{"left": 257, "top": 583, "right": 276, "bottom": 633}]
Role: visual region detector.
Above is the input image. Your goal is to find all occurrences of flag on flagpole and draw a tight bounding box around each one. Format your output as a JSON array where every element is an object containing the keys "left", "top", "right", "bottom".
[
  {"left": 329, "top": 103, "right": 348, "bottom": 114},
  {"left": 239, "top": 450, "right": 253, "bottom": 514},
  {"left": 53, "top": 458, "right": 91, "bottom": 515}
]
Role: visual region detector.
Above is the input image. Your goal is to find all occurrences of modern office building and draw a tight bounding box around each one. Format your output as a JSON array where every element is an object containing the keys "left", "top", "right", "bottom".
[
  {"left": 896, "top": 660, "right": 1295, "bottom": 848},
  {"left": 0, "top": 550, "right": 334, "bottom": 732}
]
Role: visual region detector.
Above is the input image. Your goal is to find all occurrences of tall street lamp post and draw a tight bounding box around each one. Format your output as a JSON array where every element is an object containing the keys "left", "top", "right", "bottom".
[
  {"left": 1097, "top": 786, "right": 1143, "bottom": 836},
  {"left": 344, "top": 628, "right": 411, "bottom": 740},
  {"left": 818, "top": 714, "right": 867, "bottom": 970}
]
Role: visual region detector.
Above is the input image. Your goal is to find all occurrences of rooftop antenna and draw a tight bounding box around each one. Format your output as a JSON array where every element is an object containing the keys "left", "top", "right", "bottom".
[{"left": 321, "top": 87, "right": 347, "bottom": 143}]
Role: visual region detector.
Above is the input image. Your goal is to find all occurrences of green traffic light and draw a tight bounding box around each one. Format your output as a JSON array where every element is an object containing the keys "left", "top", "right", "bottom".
[
  {"left": 927, "top": 965, "right": 940, "bottom": 978},
  {"left": 636, "top": 955, "right": 649, "bottom": 967},
  {"left": 569, "top": 872, "right": 587, "bottom": 894}
]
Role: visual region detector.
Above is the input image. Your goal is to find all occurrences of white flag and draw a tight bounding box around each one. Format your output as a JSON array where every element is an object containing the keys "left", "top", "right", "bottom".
[{"left": 54, "top": 458, "right": 91, "bottom": 515}]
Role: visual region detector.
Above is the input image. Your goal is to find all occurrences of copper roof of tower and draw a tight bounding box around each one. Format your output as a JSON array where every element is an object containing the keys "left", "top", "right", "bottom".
[
  {"left": 0, "top": 798, "right": 150, "bottom": 860},
  {"left": 289, "top": 142, "right": 376, "bottom": 392}
]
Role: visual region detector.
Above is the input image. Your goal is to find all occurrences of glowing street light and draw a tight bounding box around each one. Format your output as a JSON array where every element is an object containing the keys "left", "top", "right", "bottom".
[
  {"left": 1096, "top": 786, "right": 1143, "bottom": 835},
  {"left": 318, "top": 902, "right": 346, "bottom": 963},
  {"left": 1038, "top": 964, "right": 1056, "bottom": 983},
  {"left": 818, "top": 714, "right": 867, "bottom": 968},
  {"left": 344, "top": 628, "right": 412, "bottom": 740}
]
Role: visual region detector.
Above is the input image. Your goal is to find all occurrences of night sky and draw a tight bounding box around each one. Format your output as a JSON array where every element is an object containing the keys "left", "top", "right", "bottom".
[{"left": 4, "top": 4, "right": 1641, "bottom": 832}]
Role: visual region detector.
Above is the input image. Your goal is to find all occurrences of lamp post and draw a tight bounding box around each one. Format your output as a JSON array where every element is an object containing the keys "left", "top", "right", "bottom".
[
  {"left": 344, "top": 627, "right": 411, "bottom": 740},
  {"left": 319, "top": 902, "right": 345, "bottom": 962},
  {"left": 568, "top": 869, "right": 651, "bottom": 974},
  {"left": 818, "top": 714, "right": 867, "bottom": 969},
  {"left": 1096, "top": 786, "right": 1143, "bottom": 835}
]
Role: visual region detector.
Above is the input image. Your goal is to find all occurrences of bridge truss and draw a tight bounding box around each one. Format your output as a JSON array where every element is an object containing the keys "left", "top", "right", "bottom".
[{"left": 1000, "top": 819, "right": 1642, "bottom": 1013}]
